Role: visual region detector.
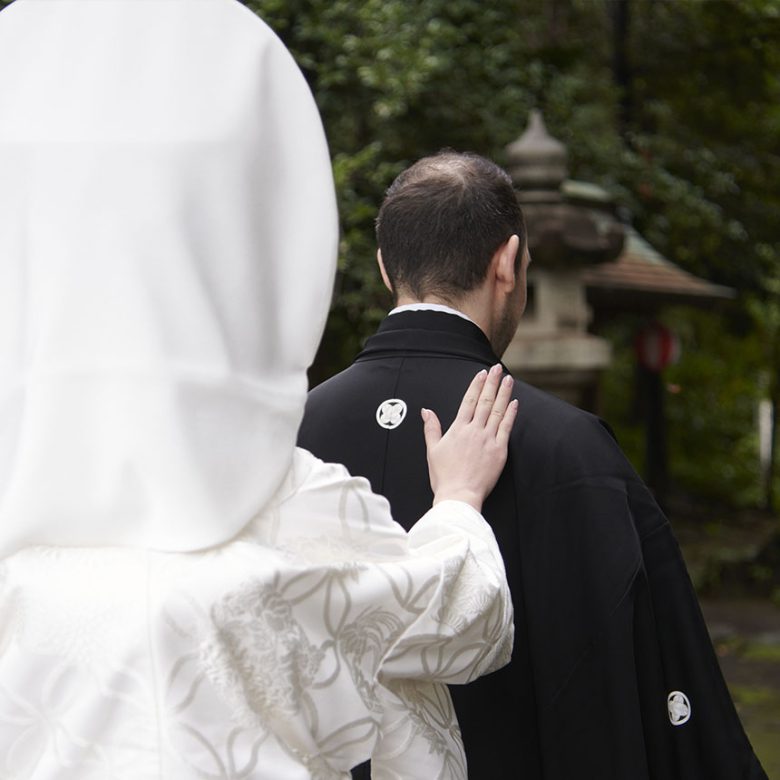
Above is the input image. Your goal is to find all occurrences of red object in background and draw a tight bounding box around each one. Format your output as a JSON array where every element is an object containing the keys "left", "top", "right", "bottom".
[{"left": 635, "top": 323, "right": 680, "bottom": 373}]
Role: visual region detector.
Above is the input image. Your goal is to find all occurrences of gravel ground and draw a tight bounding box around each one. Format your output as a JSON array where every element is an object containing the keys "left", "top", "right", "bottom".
[{"left": 701, "top": 598, "right": 780, "bottom": 779}]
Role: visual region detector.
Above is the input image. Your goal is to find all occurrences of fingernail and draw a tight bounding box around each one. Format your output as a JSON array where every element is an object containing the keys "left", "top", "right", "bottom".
[
  {"left": 476, "top": 369, "right": 487, "bottom": 378},
  {"left": 491, "top": 363, "right": 502, "bottom": 375},
  {"left": 503, "top": 375, "right": 513, "bottom": 386},
  {"left": 421, "top": 408, "right": 429, "bottom": 420}
]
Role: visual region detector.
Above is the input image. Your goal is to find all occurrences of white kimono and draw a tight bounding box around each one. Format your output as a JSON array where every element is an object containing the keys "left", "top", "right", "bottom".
[{"left": 0, "top": 2, "right": 513, "bottom": 777}]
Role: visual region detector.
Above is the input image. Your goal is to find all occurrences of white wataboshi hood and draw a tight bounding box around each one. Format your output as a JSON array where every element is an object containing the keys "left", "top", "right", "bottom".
[{"left": 0, "top": 0, "right": 338, "bottom": 554}]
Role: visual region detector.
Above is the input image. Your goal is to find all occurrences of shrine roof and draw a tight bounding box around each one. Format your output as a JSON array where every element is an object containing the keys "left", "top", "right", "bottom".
[{"left": 582, "top": 227, "right": 735, "bottom": 306}]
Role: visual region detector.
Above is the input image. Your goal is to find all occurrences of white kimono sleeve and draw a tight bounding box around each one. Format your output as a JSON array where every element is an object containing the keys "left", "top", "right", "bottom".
[
  {"left": 261, "top": 452, "right": 514, "bottom": 689},
  {"left": 365, "top": 500, "right": 513, "bottom": 780},
  {"left": 376, "top": 499, "right": 514, "bottom": 685},
  {"left": 256, "top": 451, "right": 514, "bottom": 778}
]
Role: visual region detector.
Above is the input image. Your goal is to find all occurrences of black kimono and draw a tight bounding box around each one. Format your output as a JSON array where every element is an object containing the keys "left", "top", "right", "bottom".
[{"left": 298, "top": 310, "right": 766, "bottom": 780}]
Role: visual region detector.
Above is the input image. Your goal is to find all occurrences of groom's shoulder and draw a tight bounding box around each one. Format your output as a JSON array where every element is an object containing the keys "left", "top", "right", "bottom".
[{"left": 508, "top": 377, "right": 634, "bottom": 486}]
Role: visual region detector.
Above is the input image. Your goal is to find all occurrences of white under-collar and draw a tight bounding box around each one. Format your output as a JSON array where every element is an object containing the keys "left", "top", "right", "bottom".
[{"left": 389, "top": 302, "right": 475, "bottom": 324}]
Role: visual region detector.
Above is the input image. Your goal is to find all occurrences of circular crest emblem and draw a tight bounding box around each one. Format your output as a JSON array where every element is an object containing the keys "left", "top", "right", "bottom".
[
  {"left": 667, "top": 691, "right": 691, "bottom": 726},
  {"left": 376, "top": 398, "right": 407, "bottom": 430}
]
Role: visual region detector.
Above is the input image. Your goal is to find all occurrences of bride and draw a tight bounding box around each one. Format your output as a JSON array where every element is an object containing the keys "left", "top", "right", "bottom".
[{"left": 0, "top": 1, "right": 516, "bottom": 778}]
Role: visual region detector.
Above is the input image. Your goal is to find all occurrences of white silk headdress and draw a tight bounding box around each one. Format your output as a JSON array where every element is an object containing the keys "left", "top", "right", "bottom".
[{"left": 0, "top": 0, "right": 338, "bottom": 554}]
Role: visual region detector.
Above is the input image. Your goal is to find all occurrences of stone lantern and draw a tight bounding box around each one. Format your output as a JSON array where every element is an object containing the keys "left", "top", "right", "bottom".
[
  {"left": 503, "top": 110, "right": 625, "bottom": 410},
  {"left": 503, "top": 111, "right": 734, "bottom": 499}
]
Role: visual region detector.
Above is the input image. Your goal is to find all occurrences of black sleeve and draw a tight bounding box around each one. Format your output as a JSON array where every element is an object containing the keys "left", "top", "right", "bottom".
[{"left": 516, "top": 414, "right": 767, "bottom": 779}]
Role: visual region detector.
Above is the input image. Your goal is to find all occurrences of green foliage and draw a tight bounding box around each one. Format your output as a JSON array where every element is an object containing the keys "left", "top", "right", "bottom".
[
  {"left": 239, "top": 1, "right": 779, "bottom": 388},
  {"left": 601, "top": 306, "right": 776, "bottom": 508},
  {"left": 619, "top": 1, "right": 780, "bottom": 293},
  {"left": 665, "top": 313, "right": 765, "bottom": 507}
]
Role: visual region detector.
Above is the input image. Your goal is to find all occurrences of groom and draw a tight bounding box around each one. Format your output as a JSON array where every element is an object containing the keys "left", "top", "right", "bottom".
[{"left": 299, "top": 150, "right": 766, "bottom": 779}]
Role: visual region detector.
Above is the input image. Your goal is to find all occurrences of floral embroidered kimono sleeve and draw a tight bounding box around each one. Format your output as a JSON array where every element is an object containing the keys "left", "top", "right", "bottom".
[{"left": 241, "top": 450, "right": 513, "bottom": 778}]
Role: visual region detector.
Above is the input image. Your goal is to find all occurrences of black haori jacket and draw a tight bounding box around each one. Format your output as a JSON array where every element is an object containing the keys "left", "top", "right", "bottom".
[{"left": 298, "top": 310, "right": 766, "bottom": 780}]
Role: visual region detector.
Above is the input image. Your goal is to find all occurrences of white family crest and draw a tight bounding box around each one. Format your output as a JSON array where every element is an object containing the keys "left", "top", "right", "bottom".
[
  {"left": 376, "top": 399, "right": 408, "bottom": 430},
  {"left": 667, "top": 690, "right": 691, "bottom": 726}
]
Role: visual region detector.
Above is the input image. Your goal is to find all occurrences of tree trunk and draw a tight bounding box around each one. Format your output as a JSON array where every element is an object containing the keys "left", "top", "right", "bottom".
[{"left": 610, "top": 0, "right": 633, "bottom": 143}]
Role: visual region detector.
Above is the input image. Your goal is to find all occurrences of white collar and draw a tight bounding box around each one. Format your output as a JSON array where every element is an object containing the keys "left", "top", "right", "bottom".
[{"left": 389, "top": 302, "right": 475, "bottom": 324}]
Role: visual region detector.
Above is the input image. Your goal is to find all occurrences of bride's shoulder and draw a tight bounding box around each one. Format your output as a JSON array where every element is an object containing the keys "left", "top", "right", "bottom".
[
  {"left": 249, "top": 448, "right": 405, "bottom": 552},
  {"left": 285, "top": 447, "right": 380, "bottom": 503}
]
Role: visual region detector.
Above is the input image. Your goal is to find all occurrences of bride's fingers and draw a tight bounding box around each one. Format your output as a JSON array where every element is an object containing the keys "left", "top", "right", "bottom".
[
  {"left": 421, "top": 407, "right": 443, "bottom": 451},
  {"left": 473, "top": 364, "right": 504, "bottom": 426},
  {"left": 496, "top": 398, "right": 519, "bottom": 448},
  {"left": 455, "top": 369, "right": 488, "bottom": 424},
  {"left": 486, "top": 373, "right": 515, "bottom": 435}
]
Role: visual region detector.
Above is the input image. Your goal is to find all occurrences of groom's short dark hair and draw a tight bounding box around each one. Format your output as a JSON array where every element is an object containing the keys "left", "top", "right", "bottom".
[{"left": 375, "top": 150, "right": 526, "bottom": 302}]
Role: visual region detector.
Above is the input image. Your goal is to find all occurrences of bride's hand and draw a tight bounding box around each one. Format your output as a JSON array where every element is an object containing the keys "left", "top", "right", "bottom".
[{"left": 422, "top": 364, "right": 518, "bottom": 511}]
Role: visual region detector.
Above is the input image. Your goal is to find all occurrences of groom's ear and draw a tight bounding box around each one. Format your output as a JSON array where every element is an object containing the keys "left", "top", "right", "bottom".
[{"left": 377, "top": 249, "right": 394, "bottom": 294}]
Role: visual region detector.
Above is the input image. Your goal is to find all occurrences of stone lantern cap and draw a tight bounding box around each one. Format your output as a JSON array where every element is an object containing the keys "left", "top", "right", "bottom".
[
  {"left": 506, "top": 109, "right": 567, "bottom": 192},
  {"left": 506, "top": 111, "right": 624, "bottom": 268}
]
